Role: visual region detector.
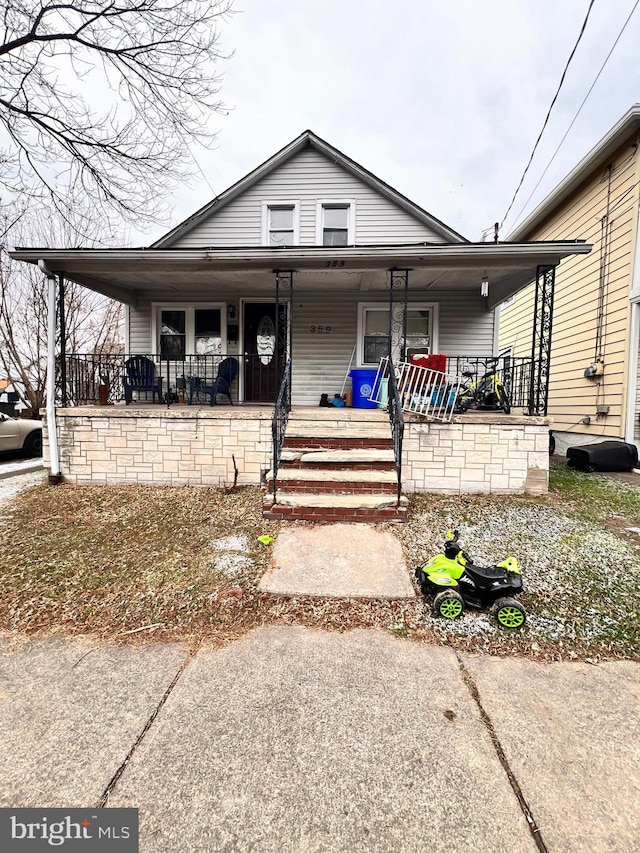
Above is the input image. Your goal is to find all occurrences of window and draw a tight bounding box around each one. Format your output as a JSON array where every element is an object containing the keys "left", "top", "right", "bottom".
[
  {"left": 357, "top": 303, "right": 437, "bottom": 366},
  {"left": 363, "top": 309, "right": 390, "bottom": 364},
  {"left": 154, "top": 305, "right": 225, "bottom": 355},
  {"left": 322, "top": 205, "right": 349, "bottom": 246},
  {"left": 160, "top": 310, "right": 186, "bottom": 358},
  {"left": 268, "top": 206, "right": 293, "bottom": 246},
  {"left": 406, "top": 310, "right": 431, "bottom": 353},
  {"left": 195, "top": 309, "right": 222, "bottom": 354},
  {"left": 316, "top": 200, "right": 354, "bottom": 245},
  {"left": 262, "top": 202, "right": 299, "bottom": 246}
]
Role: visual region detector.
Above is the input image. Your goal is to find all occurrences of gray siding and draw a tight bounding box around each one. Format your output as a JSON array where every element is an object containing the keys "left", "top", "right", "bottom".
[
  {"left": 129, "top": 290, "right": 494, "bottom": 407},
  {"left": 172, "top": 148, "right": 445, "bottom": 248},
  {"left": 129, "top": 300, "right": 153, "bottom": 354},
  {"left": 436, "top": 290, "right": 495, "bottom": 358}
]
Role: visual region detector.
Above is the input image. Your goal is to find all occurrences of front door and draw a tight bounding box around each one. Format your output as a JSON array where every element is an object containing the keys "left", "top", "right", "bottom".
[{"left": 243, "top": 302, "right": 287, "bottom": 403}]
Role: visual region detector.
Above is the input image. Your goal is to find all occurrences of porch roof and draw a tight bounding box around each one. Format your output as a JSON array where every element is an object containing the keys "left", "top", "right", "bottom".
[{"left": 10, "top": 240, "right": 591, "bottom": 310}]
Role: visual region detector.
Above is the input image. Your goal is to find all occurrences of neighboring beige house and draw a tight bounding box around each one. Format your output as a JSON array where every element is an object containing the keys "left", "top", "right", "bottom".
[
  {"left": 500, "top": 105, "right": 640, "bottom": 455},
  {"left": 12, "top": 130, "right": 590, "bottom": 519}
]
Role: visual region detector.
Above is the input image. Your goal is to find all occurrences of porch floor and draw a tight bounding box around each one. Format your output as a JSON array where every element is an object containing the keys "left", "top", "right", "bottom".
[{"left": 58, "top": 402, "right": 530, "bottom": 425}]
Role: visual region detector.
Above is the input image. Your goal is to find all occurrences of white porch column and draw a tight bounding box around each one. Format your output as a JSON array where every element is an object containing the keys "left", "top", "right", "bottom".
[{"left": 39, "top": 260, "right": 61, "bottom": 480}]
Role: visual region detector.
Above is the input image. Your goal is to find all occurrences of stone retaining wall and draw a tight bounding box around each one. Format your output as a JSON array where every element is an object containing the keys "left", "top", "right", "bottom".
[{"left": 45, "top": 408, "right": 550, "bottom": 495}]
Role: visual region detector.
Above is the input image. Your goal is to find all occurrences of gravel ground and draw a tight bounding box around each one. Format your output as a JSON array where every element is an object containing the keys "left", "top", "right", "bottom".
[{"left": 397, "top": 483, "right": 640, "bottom": 659}]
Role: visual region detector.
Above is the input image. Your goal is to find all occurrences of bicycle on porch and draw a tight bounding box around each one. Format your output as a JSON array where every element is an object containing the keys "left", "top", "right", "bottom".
[{"left": 453, "top": 357, "right": 511, "bottom": 414}]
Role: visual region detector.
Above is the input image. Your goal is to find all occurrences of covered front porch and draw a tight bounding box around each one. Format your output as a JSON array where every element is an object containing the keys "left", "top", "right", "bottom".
[
  {"left": 14, "top": 240, "right": 590, "bottom": 500},
  {"left": 16, "top": 241, "right": 589, "bottom": 413}
]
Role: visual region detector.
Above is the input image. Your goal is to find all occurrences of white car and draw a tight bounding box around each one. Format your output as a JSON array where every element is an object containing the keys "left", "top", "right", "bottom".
[{"left": 0, "top": 413, "right": 43, "bottom": 457}]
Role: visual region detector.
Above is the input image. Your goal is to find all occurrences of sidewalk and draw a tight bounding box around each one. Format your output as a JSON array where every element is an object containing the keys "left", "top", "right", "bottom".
[
  {"left": 1, "top": 627, "right": 638, "bottom": 852},
  {"left": 0, "top": 457, "right": 43, "bottom": 481}
]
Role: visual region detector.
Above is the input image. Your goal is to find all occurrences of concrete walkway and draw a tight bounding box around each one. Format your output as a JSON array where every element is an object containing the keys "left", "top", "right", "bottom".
[
  {"left": 261, "top": 524, "right": 415, "bottom": 599},
  {"left": 1, "top": 627, "right": 638, "bottom": 852}
]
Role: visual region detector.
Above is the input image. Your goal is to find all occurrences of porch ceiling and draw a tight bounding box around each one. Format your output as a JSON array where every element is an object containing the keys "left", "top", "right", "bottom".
[{"left": 10, "top": 241, "right": 591, "bottom": 309}]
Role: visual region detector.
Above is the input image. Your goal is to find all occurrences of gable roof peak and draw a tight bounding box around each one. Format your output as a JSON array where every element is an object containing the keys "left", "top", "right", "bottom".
[{"left": 153, "top": 130, "right": 467, "bottom": 247}]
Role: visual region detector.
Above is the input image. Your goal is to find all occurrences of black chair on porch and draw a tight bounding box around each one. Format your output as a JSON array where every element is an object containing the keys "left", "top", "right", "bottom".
[
  {"left": 196, "top": 357, "right": 239, "bottom": 406},
  {"left": 123, "top": 355, "right": 163, "bottom": 404}
]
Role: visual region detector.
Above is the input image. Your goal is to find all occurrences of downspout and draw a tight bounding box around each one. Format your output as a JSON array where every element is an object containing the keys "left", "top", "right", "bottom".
[{"left": 38, "top": 260, "right": 62, "bottom": 484}]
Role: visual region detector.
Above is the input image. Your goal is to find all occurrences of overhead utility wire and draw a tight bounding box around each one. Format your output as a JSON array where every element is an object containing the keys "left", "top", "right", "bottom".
[
  {"left": 499, "top": 0, "right": 597, "bottom": 232},
  {"left": 508, "top": 0, "right": 640, "bottom": 233}
]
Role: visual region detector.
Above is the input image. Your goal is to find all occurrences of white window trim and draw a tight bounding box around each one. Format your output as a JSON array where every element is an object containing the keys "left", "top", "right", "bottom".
[
  {"left": 151, "top": 303, "right": 227, "bottom": 355},
  {"left": 356, "top": 302, "right": 439, "bottom": 367},
  {"left": 261, "top": 201, "right": 300, "bottom": 246},
  {"left": 315, "top": 199, "right": 356, "bottom": 245}
]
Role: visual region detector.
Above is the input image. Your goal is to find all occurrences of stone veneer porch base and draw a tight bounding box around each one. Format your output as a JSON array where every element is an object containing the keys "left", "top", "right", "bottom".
[{"left": 43, "top": 406, "right": 550, "bottom": 496}]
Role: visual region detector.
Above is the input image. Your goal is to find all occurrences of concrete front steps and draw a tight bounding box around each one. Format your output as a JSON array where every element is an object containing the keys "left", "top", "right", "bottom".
[{"left": 263, "top": 408, "right": 407, "bottom": 523}]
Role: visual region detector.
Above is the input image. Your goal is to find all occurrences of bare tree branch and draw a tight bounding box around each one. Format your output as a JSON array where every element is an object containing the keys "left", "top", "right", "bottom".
[
  {"left": 0, "top": 207, "right": 123, "bottom": 416},
  {"left": 0, "top": 0, "right": 233, "bottom": 225}
]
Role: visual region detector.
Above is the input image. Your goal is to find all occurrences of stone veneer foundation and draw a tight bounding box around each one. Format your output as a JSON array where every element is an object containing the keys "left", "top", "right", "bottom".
[
  {"left": 44, "top": 407, "right": 550, "bottom": 495},
  {"left": 402, "top": 413, "right": 550, "bottom": 495}
]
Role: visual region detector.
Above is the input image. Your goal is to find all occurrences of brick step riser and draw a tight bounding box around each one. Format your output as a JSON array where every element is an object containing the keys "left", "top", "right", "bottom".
[
  {"left": 281, "top": 460, "right": 396, "bottom": 471},
  {"left": 262, "top": 505, "right": 407, "bottom": 523},
  {"left": 267, "top": 479, "right": 397, "bottom": 495},
  {"left": 284, "top": 437, "right": 392, "bottom": 451}
]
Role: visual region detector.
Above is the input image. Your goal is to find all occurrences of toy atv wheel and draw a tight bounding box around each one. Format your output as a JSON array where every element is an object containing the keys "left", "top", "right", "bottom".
[
  {"left": 414, "top": 567, "right": 429, "bottom": 595},
  {"left": 494, "top": 597, "right": 526, "bottom": 629},
  {"left": 433, "top": 590, "right": 464, "bottom": 620}
]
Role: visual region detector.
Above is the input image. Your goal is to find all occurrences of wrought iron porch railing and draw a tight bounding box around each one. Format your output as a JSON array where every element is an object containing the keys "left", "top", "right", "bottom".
[
  {"left": 61, "top": 353, "right": 279, "bottom": 406},
  {"left": 271, "top": 358, "right": 292, "bottom": 502},
  {"left": 446, "top": 355, "right": 533, "bottom": 412},
  {"left": 370, "top": 353, "right": 537, "bottom": 430},
  {"left": 384, "top": 359, "right": 405, "bottom": 505}
]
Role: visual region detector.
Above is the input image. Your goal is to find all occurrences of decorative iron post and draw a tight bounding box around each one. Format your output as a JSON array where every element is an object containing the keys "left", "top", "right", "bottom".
[
  {"left": 274, "top": 269, "right": 294, "bottom": 407},
  {"left": 528, "top": 264, "right": 556, "bottom": 416},
  {"left": 388, "top": 268, "right": 409, "bottom": 364}
]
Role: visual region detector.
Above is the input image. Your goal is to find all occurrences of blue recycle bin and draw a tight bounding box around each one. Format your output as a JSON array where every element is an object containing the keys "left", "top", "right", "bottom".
[{"left": 349, "top": 368, "right": 379, "bottom": 409}]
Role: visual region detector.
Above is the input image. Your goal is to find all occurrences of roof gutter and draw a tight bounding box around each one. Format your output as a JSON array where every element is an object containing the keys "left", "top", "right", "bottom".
[{"left": 13, "top": 241, "right": 592, "bottom": 272}]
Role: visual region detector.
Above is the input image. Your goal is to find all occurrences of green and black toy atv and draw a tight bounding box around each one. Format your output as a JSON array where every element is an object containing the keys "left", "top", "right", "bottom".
[{"left": 415, "top": 530, "right": 526, "bottom": 629}]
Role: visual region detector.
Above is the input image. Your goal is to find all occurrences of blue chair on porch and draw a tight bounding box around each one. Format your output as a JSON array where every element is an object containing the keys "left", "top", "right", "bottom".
[
  {"left": 123, "top": 356, "right": 163, "bottom": 404},
  {"left": 201, "top": 357, "right": 238, "bottom": 406}
]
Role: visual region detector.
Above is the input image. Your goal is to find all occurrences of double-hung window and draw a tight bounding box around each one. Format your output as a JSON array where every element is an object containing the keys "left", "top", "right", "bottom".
[
  {"left": 263, "top": 202, "right": 299, "bottom": 246},
  {"left": 322, "top": 205, "right": 349, "bottom": 246},
  {"left": 194, "top": 309, "right": 222, "bottom": 354},
  {"left": 160, "top": 310, "right": 186, "bottom": 358},
  {"left": 357, "top": 303, "right": 437, "bottom": 366},
  {"left": 156, "top": 306, "right": 225, "bottom": 356},
  {"left": 316, "top": 200, "right": 354, "bottom": 246}
]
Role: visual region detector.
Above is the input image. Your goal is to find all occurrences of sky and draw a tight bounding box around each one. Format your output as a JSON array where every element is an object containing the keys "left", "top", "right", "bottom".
[{"left": 141, "top": 0, "right": 640, "bottom": 245}]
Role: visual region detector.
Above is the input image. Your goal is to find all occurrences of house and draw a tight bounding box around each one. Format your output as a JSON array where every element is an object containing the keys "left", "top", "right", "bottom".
[
  {"left": 0, "top": 379, "right": 24, "bottom": 417},
  {"left": 11, "top": 130, "right": 590, "bottom": 520},
  {"left": 500, "top": 105, "right": 640, "bottom": 456}
]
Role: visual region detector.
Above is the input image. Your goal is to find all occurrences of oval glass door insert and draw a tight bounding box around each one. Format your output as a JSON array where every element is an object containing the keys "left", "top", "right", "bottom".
[{"left": 256, "top": 315, "right": 276, "bottom": 365}]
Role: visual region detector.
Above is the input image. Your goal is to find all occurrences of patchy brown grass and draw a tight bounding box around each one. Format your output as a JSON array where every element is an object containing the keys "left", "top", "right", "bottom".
[
  {"left": 0, "top": 483, "right": 415, "bottom": 647},
  {"left": 0, "top": 485, "right": 274, "bottom": 644},
  {"left": 1, "top": 463, "right": 640, "bottom": 661}
]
